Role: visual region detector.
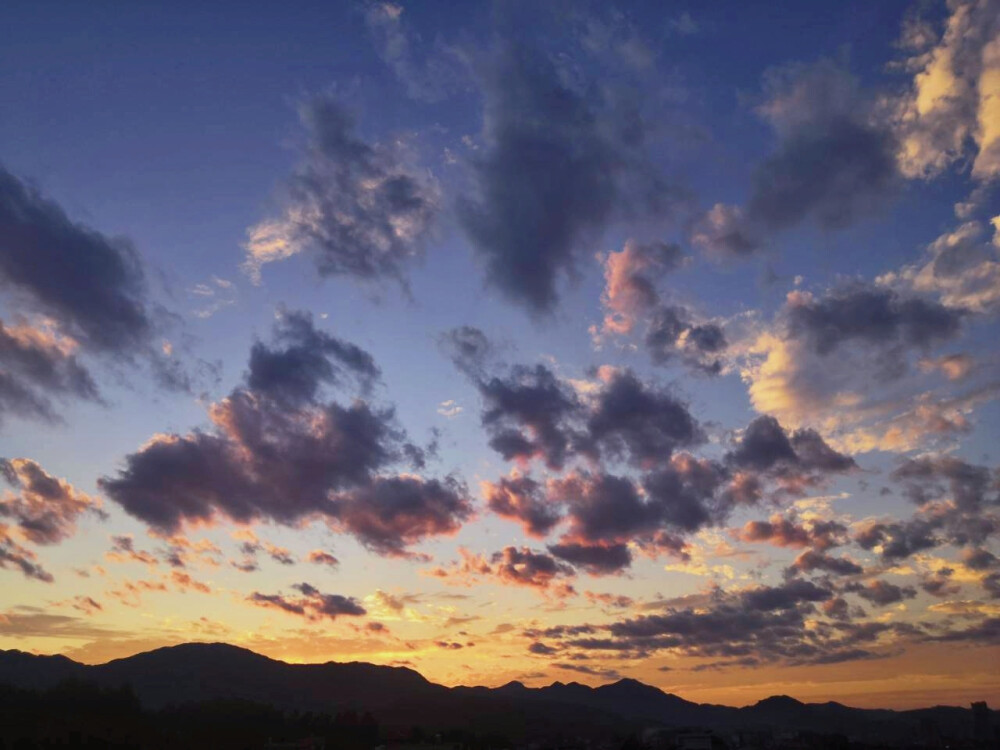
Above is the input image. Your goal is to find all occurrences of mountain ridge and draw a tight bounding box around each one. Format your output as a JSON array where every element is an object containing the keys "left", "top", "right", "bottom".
[{"left": 0, "top": 642, "right": 992, "bottom": 742}]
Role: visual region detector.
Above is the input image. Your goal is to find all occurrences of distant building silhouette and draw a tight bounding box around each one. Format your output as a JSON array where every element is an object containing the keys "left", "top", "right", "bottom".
[{"left": 971, "top": 701, "right": 990, "bottom": 743}]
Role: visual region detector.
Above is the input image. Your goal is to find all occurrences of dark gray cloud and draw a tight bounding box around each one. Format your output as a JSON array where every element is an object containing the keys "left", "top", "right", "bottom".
[
  {"left": 583, "top": 370, "right": 704, "bottom": 466},
  {"left": 786, "top": 283, "right": 964, "bottom": 358},
  {"left": 645, "top": 306, "right": 726, "bottom": 375},
  {"left": 543, "top": 579, "right": 933, "bottom": 667},
  {"left": 854, "top": 518, "right": 939, "bottom": 560},
  {"left": 457, "top": 43, "right": 670, "bottom": 313},
  {"left": 465, "top": 358, "right": 704, "bottom": 472},
  {"left": 595, "top": 240, "right": 726, "bottom": 374},
  {"left": 478, "top": 363, "right": 581, "bottom": 470},
  {"left": 844, "top": 579, "right": 917, "bottom": 607},
  {"left": 890, "top": 455, "right": 997, "bottom": 511},
  {"left": 854, "top": 455, "right": 1000, "bottom": 564},
  {"left": 247, "top": 308, "right": 380, "bottom": 405},
  {"left": 0, "top": 166, "right": 198, "bottom": 422},
  {"left": 248, "top": 582, "right": 366, "bottom": 620},
  {"left": 785, "top": 550, "right": 863, "bottom": 577},
  {"left": 0, "top": 166, "right": 153, "bottom": 353},
  {"left": 737, "top": 515, "right": 848, "bottom": 552},
  {"left": 725, "top": 416, "right": 856, "bottom": 493},
  {"left": 693, "top": 60, "right": 899, "bottom": 258},
  {"left": 483, "top": 474, "right": 563, "bottom": 537},
  {"left": 542, "top": 458, "right": 728, "bottom": 574},
  {"left": 467, "top": 372, "right": 855, "bottom": 573},
  {"left": 0, "top": 458, "right": 103, "bottom": 546},
  {"left": 0, "top": 319, "right": 100, "bottom": 425},
  {"left": 100, "top": 312, "right": 471, "bottom": 555},
  {"left": 0, "top": 535, "right": 53, "bottom": 583},
  {"left": 727, "top": 416, "right": 855, "bottom": 475},
  {"left": 491, "top": 546, "right": 575, "bottom": 589},
  {"left": 327, "top": 475, "right": 471, "bottom": 557},
  {"left": 548, "top": 541, "right": 633, "bottom": 575},
  {"left": 245, "top": 95, "right": 438, "bottom": 286}
]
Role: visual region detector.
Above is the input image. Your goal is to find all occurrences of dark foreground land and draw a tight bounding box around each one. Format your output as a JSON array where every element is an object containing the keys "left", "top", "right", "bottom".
[{"left": 0, "top": 643, "right": 996, "bottom": 750}]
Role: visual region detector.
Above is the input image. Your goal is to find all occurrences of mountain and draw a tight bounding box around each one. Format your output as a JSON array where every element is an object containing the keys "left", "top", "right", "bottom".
[{"left": 0, "top": 643, "right": 992, "bottom": 743}]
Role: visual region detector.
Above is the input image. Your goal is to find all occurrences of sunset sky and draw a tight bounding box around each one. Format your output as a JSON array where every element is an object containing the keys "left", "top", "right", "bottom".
[{"left": 1, "top": 0, "right": 999, "bottom": 710}]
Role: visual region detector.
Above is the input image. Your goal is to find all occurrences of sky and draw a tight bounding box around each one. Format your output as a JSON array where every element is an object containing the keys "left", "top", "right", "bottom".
[{"left": 0, "top": 0, "right": 999, "bottom": 710}]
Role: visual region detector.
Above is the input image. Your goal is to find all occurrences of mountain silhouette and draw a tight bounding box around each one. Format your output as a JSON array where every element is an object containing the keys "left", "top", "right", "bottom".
[{"left": 0, "top": 642, "right": 993, "bottom": 743}]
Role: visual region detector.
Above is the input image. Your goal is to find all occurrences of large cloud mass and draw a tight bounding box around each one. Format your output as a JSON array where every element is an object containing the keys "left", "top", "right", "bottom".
[{"left": 101, "top": 311, "right": 471, "bottom": 555}]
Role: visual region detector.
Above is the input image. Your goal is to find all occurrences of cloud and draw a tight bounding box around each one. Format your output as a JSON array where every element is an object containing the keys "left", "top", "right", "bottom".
[
  {"left": 693, "top": 60, "right": 899, "bottom": 258},
  {"left": 739, "top": 283, "right": 973, "bottom": 452},
  {"left": 244, "top": 95, "right": 439, "bottom": 287},
  {"left": 457, "top": 43, "right": 672, "bottom": 313},
  {"left": 426, "top": 546, "right": 576, "bottom": 595},
  {"left": 439, "top": 325, "right": 495, "bottom": 379},
  {"left": 726, "top": 415, "right": 856, "bottom": 478},
  {"left": 785, "top": 283, "right": 963, "bottom": 355},
  {"left": 786, "top": 549, "right": 863, "bottom": 577},
  {"left": 0, "top": 165, "right": 154, "bottom": 353},
  {"left": 594, "top": 240, "right": 686, "bottom": 336},
  {"left": 880, "top": 218, "right": 1000, "bottom": 314},
  {"left": 919, "top": 353, "right": 976, "bottom": 380},
  {"left": 464, "top": 360, "right": 704, "bottom": 472},
  {"left": 468, "top": 362, "right": 852, "bottom": 573},
  {"left": 477, "top": 363, "right": 581, "bottom": 470},
  {"left": 547, "top": 541, "right": 633, "bottom": 575},
  {"left": 230, "top": 529, "right": 296, "bottom": 569},
  {"left": 326, "top": 475, "right": 471, "bottom": 557},
  {"left": 437, "top": 400, "right": 462, "bottom": 418},
  {"left": 0, "top": 530, "right": 53, "bottom": 582},
  {"left": 582, "top": 370, "right": 705, "bottom": 466},
  {"left": 891, "top": 454, "right": 996, "bottom": 511},
  {"left": 0, "top": 318, "right": 100, "bottom": 425},
  {"left": 890, "top": 0, "right": 1000, "bottom": 181},
  {"left": 0, "top": 458, "right": 103, "bottom": 545},
  {"left": 0, "top": 166, "right": 198, "bottom": 415},
  {"left": 247, "top": 308, "right": 380, "bottom": 405},
  {"left": 307, "top": 550, "right": 340, "bottom": 567},
  {"left": 100, "top": 312, "right": 470, "bottom": 556},
  {"left": 363, "top": 1, "right": 470, "bottom": 102},
  {"left": 737, "top": 514, "right": 849, "bottom": 552},
  {"left": 482, "top": 474, "right": 563, "bottom": 538},
  {"left": 248, "top": 582, "right": 366, "bottom": 621},
  {"left": 845, "top": 579, "right": 917, "bottom": 607},
  {"left": 855, "top": 454, "right": 1000, "bottom": 562}
]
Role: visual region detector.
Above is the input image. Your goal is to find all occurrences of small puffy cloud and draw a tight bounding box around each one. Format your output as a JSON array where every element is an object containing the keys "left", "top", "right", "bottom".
[
  {"left": 436, "top": 400, "right": 463, "bottom": 418},
  {"left": 307, "top": 550, "right": 340, "bottom": 567},
  {"left": 482, "top": 474, "right": 563, "bottom": 538},
  {"left": 0, "top": 458, "right": 103, "bottom": 546}
]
